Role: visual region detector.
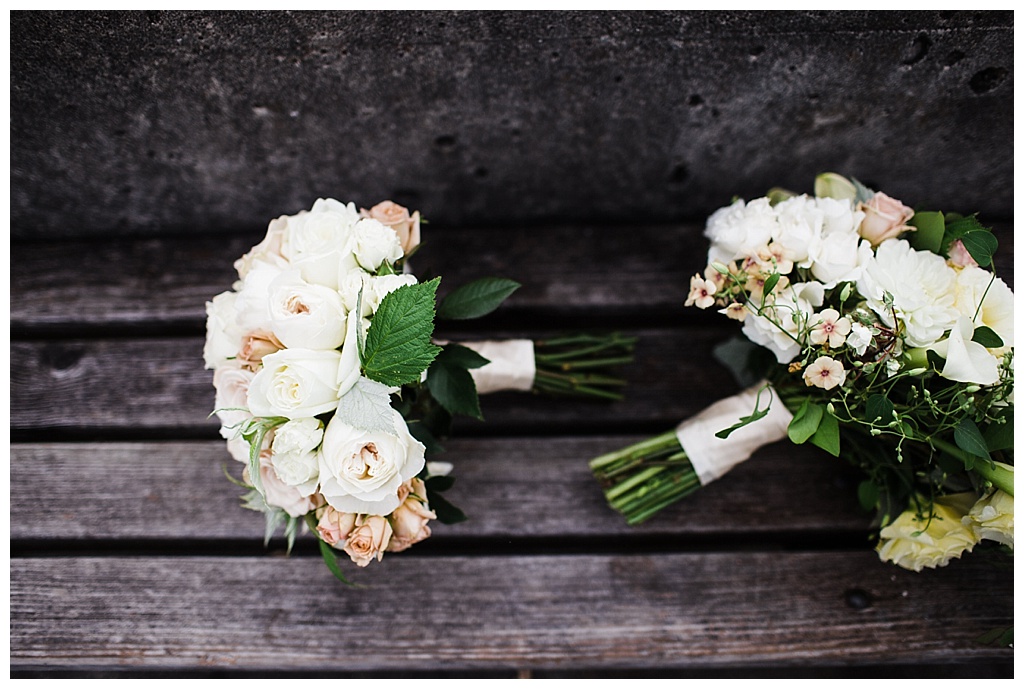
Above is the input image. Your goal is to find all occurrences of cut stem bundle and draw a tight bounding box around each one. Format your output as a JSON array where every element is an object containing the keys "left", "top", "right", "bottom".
[{"left": 533, "top": 333, "right": 637, "bottom": 401}]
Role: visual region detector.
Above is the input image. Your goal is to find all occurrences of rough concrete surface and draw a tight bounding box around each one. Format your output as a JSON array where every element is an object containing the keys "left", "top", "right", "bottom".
[{"left": 10, "top": 11, "right": 1013, "bottom": 238}]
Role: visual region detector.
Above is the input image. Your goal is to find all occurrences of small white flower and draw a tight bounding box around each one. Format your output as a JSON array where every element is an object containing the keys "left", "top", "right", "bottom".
[
  {"left": 808, "top": 308, "right": 852, "bottom": 348},
  {"left": 802, "top": 355, "right": 846, "bottom": 390},
  {"left": 685, "top": 273, "right": 718, "bottom": 309},
  {"left": 742, "top": 281, "right": 824, "bottom": 363},
  {"left": 846, "top": 323, "right": 872, "bottom": 356}
]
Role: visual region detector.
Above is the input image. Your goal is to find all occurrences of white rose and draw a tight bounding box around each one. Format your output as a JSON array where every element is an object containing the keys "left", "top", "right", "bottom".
[
  {"left": 247, "top": 348, "right": 343, "bottom": 419},
  {"left": 742, "top": 281, "right": 825, "bottom": 363},
  {"left": 204, "top": 291, "right": 245, "bottom": 369},
  {"left": 704, "top": 197, "right": 776, "bottom": 265},
  {"left": 876, "top": 495, "right": 978, "bottom": 571},
  {"left": 808, "top": 234, "right": 873, "bottom": 288},
  {"left": 318, "top": 408, "right": 426, "bottom": 516},
  {"left": 340, "top": 271, "right": 417, "bottom": 317},
  {"left": 351, "top": 218, "right": 404, "bottom": 272},
  {"left": 267, "top": 270, "right": 348, "bottom": 350},
  {"left": 270, "top": 418, "right": 323, "bottom": 496},
  {"left": 953, "top": 265, "right": 1014, "bottom": 349},
  {"left": 856, "top": 239, "right": 959, "bottom": 348},
  {"left": 213, "top": 363, "right": 255, "bottom": 439},
  {"left": 964, "top": 488, "right": 1014, "bottom": 549},
  {"left": 282, "top": 199, "right": 361, "bottom": 289},
  {"left": 257, "top": 452, "right": 315, "bottom": 518},
  {"left": 235, "top": 214, "right": 290, "bottom": 279},
  {"left": 234, "top": 260, "right": 283, "bottom": 335}
]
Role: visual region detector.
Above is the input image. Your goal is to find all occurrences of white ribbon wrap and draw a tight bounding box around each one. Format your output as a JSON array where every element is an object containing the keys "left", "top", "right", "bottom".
[
  {"left": 459, "top": 339, "right": 536, "bottom": 394},
  {"left": 675, "top": 382, "right": 793, "bottom": 486}
]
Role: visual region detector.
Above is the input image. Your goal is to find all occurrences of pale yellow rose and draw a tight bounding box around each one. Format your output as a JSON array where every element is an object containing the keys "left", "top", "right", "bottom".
[
  {"left": 858, "top": 192, "right": 915, "bottom": 246},
  {"left": 387, "top": 478, "right": 436, "bottom": 552},
  {"left": 876, "top": 494, "right": 979, "bottom": 571},
  {"left": 964, "top": 489, "right": 1014, "bottom": 549},
  {"left": 342, "top": 515, "right": 394, "bottom": 567},
  {"left": 364, "top": 200, "right": 421, "bottom": 255}
]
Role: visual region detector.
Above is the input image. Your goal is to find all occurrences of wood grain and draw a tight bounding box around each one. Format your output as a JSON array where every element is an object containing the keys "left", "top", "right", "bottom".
[
  {"left": 11, "top": 222, "right": 1014, "bottom": 332},
  {"left": 10, "top": 328, "right": 738, "bottom": 434},
  {"left": 9, "top": 553, "right": 1012, "bottom": 671},
  {"left": 10, "top": 438, "right": 867, "bottom": 541}
]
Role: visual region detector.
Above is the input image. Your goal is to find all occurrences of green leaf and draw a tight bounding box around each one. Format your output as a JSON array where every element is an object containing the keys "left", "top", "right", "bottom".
[
  {"left": 318, "top": 538, "right": 357, "bottom": 586},
  {"left": 335, "top": 376, "right": 396, "bottom": 433},
  {"left": 407, "top": 420, "right": 445, "bottom": 457},
  {"left": 766, "top": 187, "right": 796, "bottom": 205},
  {"left": 426, "top": 360, "right": 484, "bottom": 420},
  {"left": 814, "top": 172, "right": 857, "bottom": 200},
  {"left": 857, "top": 481, "right": 879, "bottom": 512},
  {"left": 908, "top": 211, "right": 945, "bottom": 255},
  {"left": 982, "top": 407, "right": 1013, "bottom": 452},
  {"left": 437, "top": 277, "right": 521, "bottom": 320},
  {"left": 849, "top": 177, "right": 876, "bottom": 204},
  {"left": 438, "top": 343, "right": 490, "bottom": 369},
  {"left": 362, "top": 278, "right": 442, "bottom": 387},
  {"left": 787, "top": 398, "right": 824, "bottom": 444},
  {"left": 263, "top": 508, "right": 286, "bottom": 546},
  {"left": 715, "top": 387, "right": 773, "bottom": 439},
  {"left": 426, "top": 474, "right": 456, "bottom": 493},
  {"left": 809, "top": 411, "right": 840, "bottom": 456},
  {"left": 865, "top": 394, "right": 895, "bottom": 426},
  {"left": 762, "top": 272, "right": 781, "bottom": 299},
  {"left": 426, "top": 489, "right": 467, "bottom": 524},
  {"left": 959, "top": 229, "right": 998, "bottom": 268},
  {"left": 954, "top": 418, "right": 992, "bottom": 462},
  {"left": 942, "top": 214, "right": 988, "bottom": 244},
  {"left": 376, "top": 260, "right": 396, "bottom": 276},
  {"left": 712, "top": 336, "right": 774, "bottom": 388},
  {"left": 972, "top": 326, "right": 1004, "bottom": 348}
]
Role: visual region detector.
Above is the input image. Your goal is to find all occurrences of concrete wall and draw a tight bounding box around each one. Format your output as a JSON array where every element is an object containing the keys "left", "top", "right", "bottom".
[{"left": 10, "top": 10, "right": 1013, "bottom": 238}]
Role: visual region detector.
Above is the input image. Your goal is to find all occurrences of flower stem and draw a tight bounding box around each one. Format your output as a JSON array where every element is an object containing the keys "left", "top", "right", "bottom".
[
  {"left": 929, "top": 437, "right": 1014, "bottom": 496},
  {"left": 533, "top": 332, "right": 636, "bottom": 401}
]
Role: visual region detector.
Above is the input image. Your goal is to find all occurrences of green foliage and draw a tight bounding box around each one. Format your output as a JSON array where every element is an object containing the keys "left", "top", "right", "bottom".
[
  {"left": 318, "top": 537, "right": 358, "bottom": 586},
  {"left": 857, "top": 480, "right": 880, "bottom": 512},
  {"left": 436, "top": 277, "right": 521, "bottom": 320},
  {"left": 715, "top": 387, "right": 773, "bottom": 439},
  {"left": 865, "top": 394, "right": 896, "bottom": 426},
  {"left": 712, "top": 337, "right": 774, "bottom": 388},
  {"left": 336, "top": 376, "right": 396, "bottom": 433},
  {"left": 814, "top": 172, "right": 857, "bottom": 200},
  {"left": 362, "top": 278, "right": 442, "bottom": 386},
  {"left": 425, "top": 343, "right": 489, "bottom": 420},
  {"left": 908, "top": 211, "right": 945, "bottom": 254},
  {"left": 787, "top": 398, "right": 824, "bottom": 444},
  {"left": 240, "top": 416, "right": 288, "bottom": 497},
  {"left": 762, "top": 272, "right": 781, "bottom": 299},
  {"left": 959, "top": 230, "right": 998, "bottom": 268},
  {"left": 425, "top": 475, "right": 467, "bottom": 524},
  {"left": 982, "top": 407, "right": 1013, "bottom": 452},
  {"left": 954, "top": 418, "right": 991, "bottom": 462},
  {"left": 809, "top": 411, "right": 840, "bottom": 457},
  {"left": 407, "top": 420, "right": 445, "bottom": 457},
  {"left": 972, "top": 326, "right": 1004, "bottom": 348}
]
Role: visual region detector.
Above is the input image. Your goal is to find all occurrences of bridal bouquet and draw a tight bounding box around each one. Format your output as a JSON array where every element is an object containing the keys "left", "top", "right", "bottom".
[
  {"left": 591, "top": 174, "right": 1013, "bottom": 572},
  {"left": 206, "top": 199, "right": 634, "bottom": 580}
]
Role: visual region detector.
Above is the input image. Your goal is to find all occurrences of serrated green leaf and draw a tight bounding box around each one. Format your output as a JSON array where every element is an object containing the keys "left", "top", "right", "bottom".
[
  {"left": 908, "top": 211, "right": 945, "bottom": 255},
  {"left": 865, "top": 394, "right": 895, "bottom": 426},
  {"left": 972, "top": 326, "right": 1004, "bottom": 348},
  {"left": 942, "top": 214, "right": 988, "bottom": 243},
  {"left": 959, "top": 230, "right": 998, "bottom": 268},
  {"left": 788, "top": 398, "right": 824, "bottom": 444},
  {"left": 363, "top": 278, "right": 442, "bottom": 386},
  {"left": 814, "top": 172, "right": 857, "bottom": 200},
  {"left": 809, "top": 411, "right": 840, "bottom": 456},
  {"left": 439, "top": 343, "right": 490, "bottom": 369},
  {"left": 426, "top": 360, "right": 484, "bottom": 420},
  {"left": 437, "top": 277, "right": 521, "bottom": 320},
  {"left": 858, "top": 481, "right": 879, "bottom": 512},
  {"left": 336, "top": 376, "right": 396, "bottom": 433},
  {"left": 954, "top": 418, "right": 991, "bottom": 462}
]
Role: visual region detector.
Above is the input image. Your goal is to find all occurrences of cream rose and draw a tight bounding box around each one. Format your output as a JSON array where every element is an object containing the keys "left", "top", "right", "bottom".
[
  {"left": 876, "top": 494, "right": 979, "bottom": 571},
  {"left": 387, "top": 478, "right": 436, "bottom": 552},
  {"left": 257, "top": 452, "right": 316, "bottom": 518},
  {"left": 742, "top": 281, "right": 825, "bottom": 363},
  {"left": 267, "top": 270, "right": 349, "bottom": 350},
  {"left": 247, "top": 348, "right": 343, "bottom": 419},
  {"left": 233, "top": 260, "right": 282, "bottom": 335},
  {"left": 318, "top": 409, "right": 426, "bottom": 515},
  {"left": 237, "top": 330, "right": 284, "bottom": 370},
  {"left": 858, "top": 192, "right": 914, "bottom": 246},
  {"left": 340, "top": 271, "right": 418, "bottom": 318},
  {"left": 964, "top": 488, "right": 1014, "bottom": 549},
  {"left": 364, "top": 200, "right": 421, "bottom": 255},
  {"left": 235, "top": 214, "right": 290, "bottom": 279},
  {"left": 342, "top": 515, "right": 394, "bottom": 567},
  {"left": 213, "top": 363, "right": 255, "bottom": 439},
  {"left": 282, "top": 198, "right": 361, "bottom": 290},
  {"left": 270, "top": 418, "right": 323, "bottom": 496},
  {"left": 351, "top": 218, "right": 404, "bottom": 272},
  {"left": 204, "top": 291, "right": 245, "bottom": 369}
]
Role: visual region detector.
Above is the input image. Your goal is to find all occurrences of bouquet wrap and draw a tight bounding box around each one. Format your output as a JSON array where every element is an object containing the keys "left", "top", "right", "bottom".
[{"left": 461, "top": 339, "right": 536, "bottom": 394}]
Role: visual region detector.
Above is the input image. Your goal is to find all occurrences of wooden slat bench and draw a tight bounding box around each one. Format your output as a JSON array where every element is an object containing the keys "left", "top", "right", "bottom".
[{"left": 9, "top": 222, "right": 1014, "bottom": 677}]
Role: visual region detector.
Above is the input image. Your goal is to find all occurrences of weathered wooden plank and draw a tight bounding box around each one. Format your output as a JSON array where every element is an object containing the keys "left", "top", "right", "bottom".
[
  {"left": 10, "top": 438, "right": 866, "bottom": 541},
  {"left": 10, "top": 222, "right": 1013, "bottom": 331},
  {"left": 9, "top": 553, "right": 1012, "bottom": 671},
  {"left": 9, "top": 328, "right": 737, "bottom": 433}
]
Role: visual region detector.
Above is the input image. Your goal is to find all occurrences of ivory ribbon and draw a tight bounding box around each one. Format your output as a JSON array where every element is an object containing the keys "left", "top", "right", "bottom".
[
  {"left": 675, "top": 382, "right": 793, "bottom": 486},
  {"left": 458, "top": 339, "right": 536, "bottom": 394}
]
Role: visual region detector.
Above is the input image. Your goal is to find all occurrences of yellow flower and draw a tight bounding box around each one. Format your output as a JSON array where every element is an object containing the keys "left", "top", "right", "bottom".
[
  {"left": 964, "top": 489, "right": 1014, "bottom": 549},
  {"left": 876, "top": 494, "right": 979, "bottom": 572}
]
